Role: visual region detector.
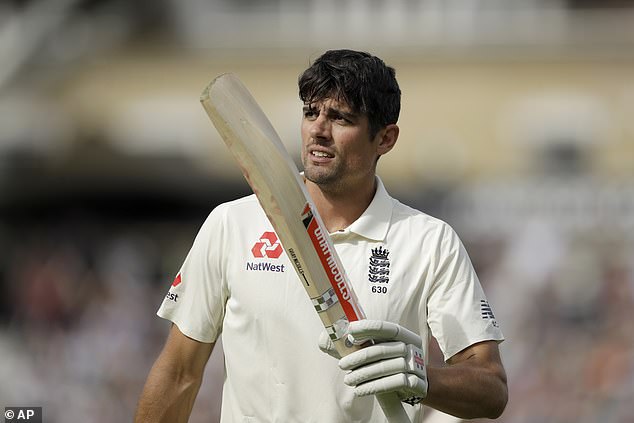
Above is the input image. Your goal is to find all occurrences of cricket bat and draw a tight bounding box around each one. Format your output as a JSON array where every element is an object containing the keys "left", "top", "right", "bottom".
[{"left": 200, "top": 73, "right": 411, "bottom": 423}]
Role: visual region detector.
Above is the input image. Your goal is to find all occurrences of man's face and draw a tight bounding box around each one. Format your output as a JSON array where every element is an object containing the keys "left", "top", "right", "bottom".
[{"left": 301, "top": 98, "right": 381, "bottom": 192}]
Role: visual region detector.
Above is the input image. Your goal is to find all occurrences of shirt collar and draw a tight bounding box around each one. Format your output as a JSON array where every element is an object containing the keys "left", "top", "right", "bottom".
[{"left": 345, "top": 176, "right": 393, "bottom": 241}]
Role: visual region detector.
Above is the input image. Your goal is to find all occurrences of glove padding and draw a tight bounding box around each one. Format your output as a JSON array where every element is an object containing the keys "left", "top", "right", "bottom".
[
  {"left": 338, "top": 320, "right": 428, "bottom": 406},
  {"left": 318, "top": 329, "right": 343, "bottom": 359}
]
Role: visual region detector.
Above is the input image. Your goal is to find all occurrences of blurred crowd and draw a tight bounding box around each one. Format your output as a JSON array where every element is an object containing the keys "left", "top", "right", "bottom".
[
  {"left": 469, "top": 220, "right": 634, "bottom": 423},
  {"left": 0, "top": 217, "right": 224, "bottom": 422},
  {"left": 0, "top": 180, "right": 632, "bottom": 423}
]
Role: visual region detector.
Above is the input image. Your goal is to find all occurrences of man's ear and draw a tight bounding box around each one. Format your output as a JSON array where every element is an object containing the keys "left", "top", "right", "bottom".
[{"left": 376, "top": 124, "right": 399, "bottom": 156}]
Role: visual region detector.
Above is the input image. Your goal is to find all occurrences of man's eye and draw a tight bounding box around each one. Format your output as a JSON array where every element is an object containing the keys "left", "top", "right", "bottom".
[{"left": 304, "top": 110, "right": 317, "bottom": 119}]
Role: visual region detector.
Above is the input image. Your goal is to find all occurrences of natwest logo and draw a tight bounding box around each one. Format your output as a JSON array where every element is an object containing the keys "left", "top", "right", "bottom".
[{"left": 251, "top": 231, "right": 283, "bottom": 259}]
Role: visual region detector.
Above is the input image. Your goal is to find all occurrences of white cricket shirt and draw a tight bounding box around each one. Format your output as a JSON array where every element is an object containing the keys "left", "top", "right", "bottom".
[{"left": 158, "top": 177, "right": 504, "bottom": 423}]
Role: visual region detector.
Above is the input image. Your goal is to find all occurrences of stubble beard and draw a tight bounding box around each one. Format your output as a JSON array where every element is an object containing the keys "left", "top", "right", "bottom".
[{"left": 302, "top": 159, "right": 345, "bottom": 194}]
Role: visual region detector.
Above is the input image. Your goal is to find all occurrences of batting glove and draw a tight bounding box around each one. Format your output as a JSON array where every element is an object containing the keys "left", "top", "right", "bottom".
[
  {"left": 338, "top": 320, "right": 428, "bottom": 406},
  {"left": 318, "top": 329, "right": 344, "bottom": 359}
]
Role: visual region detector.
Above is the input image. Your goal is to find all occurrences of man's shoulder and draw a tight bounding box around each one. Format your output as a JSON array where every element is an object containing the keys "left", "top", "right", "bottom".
[
  {"left": 389, "top": 197, "right": 463, "bottom": 242},
  {"left": 391, "top": 198, "right": 449, "bottom": 229},
  {"left": 205, "top": 194, "right": 263, "bottom": 224},
  {"left": 214, "top": 194, "right": 260, "bottom": 212}
]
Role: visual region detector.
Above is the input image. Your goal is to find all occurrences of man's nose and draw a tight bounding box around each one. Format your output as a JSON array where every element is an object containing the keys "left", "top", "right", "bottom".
[{"left": 309, "top": 114, "right": 330, "bottom": 139}]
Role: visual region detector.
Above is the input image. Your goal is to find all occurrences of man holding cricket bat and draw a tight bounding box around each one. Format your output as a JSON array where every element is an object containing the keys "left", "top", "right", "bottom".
[{"left": 136, "top": 49, "right": 507, "bottom": 422}]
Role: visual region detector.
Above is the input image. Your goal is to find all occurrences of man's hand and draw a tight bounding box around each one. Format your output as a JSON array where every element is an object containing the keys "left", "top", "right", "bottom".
[{"left": 322, "top": 320, "right": 428, "bottom": 406}]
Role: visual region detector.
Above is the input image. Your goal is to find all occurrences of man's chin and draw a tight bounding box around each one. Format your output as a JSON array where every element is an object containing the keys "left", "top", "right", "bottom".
[{"left": 304, "top": 169, "right": 334, "bottom": 185}]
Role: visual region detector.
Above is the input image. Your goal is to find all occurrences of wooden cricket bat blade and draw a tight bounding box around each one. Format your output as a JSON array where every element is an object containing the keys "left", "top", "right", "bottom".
[{"left": 200, "top": 73, "right": 411, "bottom": 423}]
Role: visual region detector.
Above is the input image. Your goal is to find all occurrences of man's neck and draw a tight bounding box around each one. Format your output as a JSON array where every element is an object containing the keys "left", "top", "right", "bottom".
[{"left": 306, "top": 177, "right": 377, "bottom": 233}]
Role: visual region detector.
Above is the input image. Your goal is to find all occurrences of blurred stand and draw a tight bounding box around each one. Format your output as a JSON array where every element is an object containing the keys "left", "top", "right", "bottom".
[{"left": 1, "top": 1, "right": 633, "bottom": 422}]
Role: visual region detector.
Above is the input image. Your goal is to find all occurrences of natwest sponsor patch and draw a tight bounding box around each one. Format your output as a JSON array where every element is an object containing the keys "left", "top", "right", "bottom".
[
  {"left": 251, "top": 231, "right": 284, "bottom": 259},
  {"left": 246, "top": 231, "right": 287, "bottom": 273},
  {"left": 165, "top": 273, "right": 182, "bottom": 302},
  {"left": 246, "top": 261, "right": 286, "bottom": 272}
]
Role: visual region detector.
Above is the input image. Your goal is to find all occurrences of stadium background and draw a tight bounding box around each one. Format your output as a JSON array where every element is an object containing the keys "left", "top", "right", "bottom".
[{"left": 0, "top": 1, "right": 632, "bottom": 422}]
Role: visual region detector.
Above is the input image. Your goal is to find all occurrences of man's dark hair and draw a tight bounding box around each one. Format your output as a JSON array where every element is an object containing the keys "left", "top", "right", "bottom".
[{"left": 298, "top": 49, "right": 401, "bottom": 138}]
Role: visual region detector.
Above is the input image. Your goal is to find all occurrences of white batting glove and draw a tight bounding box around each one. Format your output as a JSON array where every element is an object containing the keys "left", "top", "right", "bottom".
[
  {"left": 338, "top": 320, "right": 428, "bottom": 406},
  {"left": 318, "top": 329, "right": 343, "bottom": 359}
]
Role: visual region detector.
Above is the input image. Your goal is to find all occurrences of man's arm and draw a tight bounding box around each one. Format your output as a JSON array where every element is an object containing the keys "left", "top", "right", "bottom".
[
  {"left": 423, "top": 340, "right": 507, "bottom": 419},
  {"left": 135, "top": 324, "right": 214, "bottom": 423}
]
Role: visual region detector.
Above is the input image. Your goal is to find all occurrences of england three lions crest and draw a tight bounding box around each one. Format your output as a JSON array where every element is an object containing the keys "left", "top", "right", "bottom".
[{"left": 369, "top": 246, "right": 390, "bottom": 284}]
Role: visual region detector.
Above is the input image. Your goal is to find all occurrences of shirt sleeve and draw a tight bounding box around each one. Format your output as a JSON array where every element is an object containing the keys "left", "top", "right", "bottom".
[
  {"left": 156, "top": 204, "right": 230, "bottom": 343},
  {"left": 426, "top": 222, "right": 504, "bottom": 361}
]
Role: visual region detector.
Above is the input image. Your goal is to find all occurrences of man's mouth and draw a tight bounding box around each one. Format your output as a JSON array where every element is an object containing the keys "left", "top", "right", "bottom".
[{"left": 311, "top": 150, "right": 334, "bottom": 158}]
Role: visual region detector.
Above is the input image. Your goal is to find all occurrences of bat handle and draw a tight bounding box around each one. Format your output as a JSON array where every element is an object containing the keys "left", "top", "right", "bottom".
[{"left": 377, "top": 392, "right": 412, "bottom": 423}]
